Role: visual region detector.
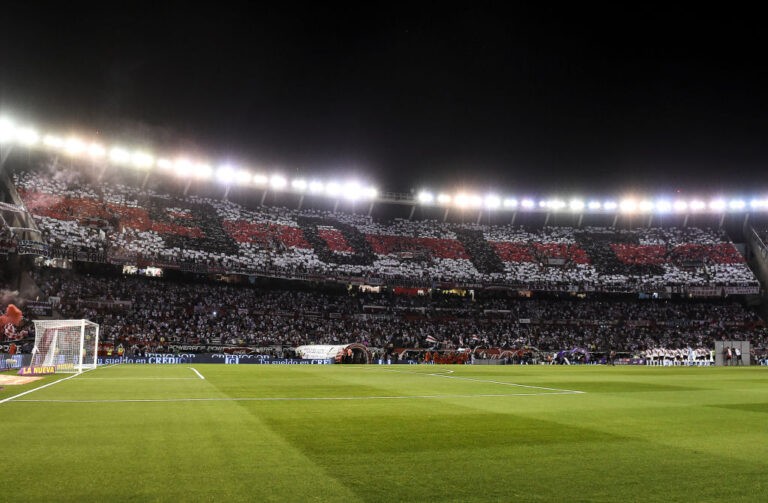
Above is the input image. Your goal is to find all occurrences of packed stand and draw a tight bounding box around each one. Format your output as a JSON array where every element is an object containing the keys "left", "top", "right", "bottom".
[{"left": 13, "top": 166, "right": 760, "bottom": 292}]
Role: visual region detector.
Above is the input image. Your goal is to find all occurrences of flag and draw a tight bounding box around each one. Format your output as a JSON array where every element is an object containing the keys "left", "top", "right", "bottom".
[{"left": 425, "top": 335, "right": 438, "bottom": 344}]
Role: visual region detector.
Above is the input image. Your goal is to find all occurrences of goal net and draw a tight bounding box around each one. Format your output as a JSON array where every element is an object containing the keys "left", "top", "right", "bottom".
[{"left": 32, "top": 319, "right": 99, "bottom": 373}]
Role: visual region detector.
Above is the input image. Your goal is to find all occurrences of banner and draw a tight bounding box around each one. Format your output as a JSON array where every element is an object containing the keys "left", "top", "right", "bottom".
[{"left": 96, "top": 353, "right": 333, "bottom": 365}]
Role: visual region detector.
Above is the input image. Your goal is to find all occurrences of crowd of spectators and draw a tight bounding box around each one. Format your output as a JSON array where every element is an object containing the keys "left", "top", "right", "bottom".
[
  {"left": 13, "top": 167, "right": 760, "bottom": 292},
  {"left": 18, "top": 266, "right": 768, "bottom": 361}
]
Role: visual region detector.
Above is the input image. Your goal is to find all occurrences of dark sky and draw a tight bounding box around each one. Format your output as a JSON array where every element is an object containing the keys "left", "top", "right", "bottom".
[{"left": 1, "top": 4, "right": 767, "bottom": 196}]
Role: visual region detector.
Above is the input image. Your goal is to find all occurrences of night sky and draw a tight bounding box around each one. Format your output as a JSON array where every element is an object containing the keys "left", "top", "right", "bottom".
[{"left": 1, "top": 4, "right": 767, "bottom": 196}]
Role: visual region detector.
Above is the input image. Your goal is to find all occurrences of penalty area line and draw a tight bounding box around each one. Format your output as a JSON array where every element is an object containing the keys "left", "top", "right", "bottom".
[
  {"left": 12, "top": 391, "right": 583, "bottom": 404},
  {"left": 189, "top": 367, "right": 205, "bottom": 380},
  {"left": 0, "top": 373, "right": 81, "bottom": 405}
]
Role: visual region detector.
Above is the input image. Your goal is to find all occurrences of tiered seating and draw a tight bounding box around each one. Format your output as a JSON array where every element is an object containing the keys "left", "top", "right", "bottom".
[{"left": 13, "top": 168, "right": 759, "bottom": 292}]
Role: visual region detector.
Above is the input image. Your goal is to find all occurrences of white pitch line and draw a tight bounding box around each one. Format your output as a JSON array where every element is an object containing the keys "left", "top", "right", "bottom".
[
  {"left": 76, "top": 377, "right": 198, "bottom": 380},
  {"left": 188, "top": 367, "right": 205, "bottom": 380},
  {"left": 381, "top": 367, "right": 585, "bottom": 394},
  {"left": 10, "top": 391, "right": 581, "bottom": 404},
  {"left": 0, "top": 373, "right": 81, "bottom": 405}
]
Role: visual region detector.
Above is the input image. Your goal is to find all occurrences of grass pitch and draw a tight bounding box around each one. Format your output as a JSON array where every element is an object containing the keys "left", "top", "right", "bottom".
[{"left": 1, "top": 364, "right": 767, "bottom": 502}]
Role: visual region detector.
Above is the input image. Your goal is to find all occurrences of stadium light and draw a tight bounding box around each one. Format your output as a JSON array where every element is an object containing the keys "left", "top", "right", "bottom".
[
  {"left": 709, "top": 199, "right": 726, "bottom": 211},
  {"left": 16, "top": 127, "right": 39, "bottom": 146},
  {"left": 43, "top": 134, "right": 64, "bottom": 149},
  {"left": 88, "top": 143, "right": 106, "bottom": 158},
  {"left": 131, "top": 151, "right": 154, "bottom": 169},
  {"left": 0, "top": 118, "right": 15, "bottom": 143},
  {"left": 343, "top": 181, "right": 362, "bottom": 200},
  {"left": 521, "top": 198, "right": 535, "bottom": 209},
  {"left": 569, "top": 199, "right": 585, "bottom": 211},
  {"left": 365, "top": 187, "right": 378, "bottom": 199},
  {"left": 603, "top": 201, "right": 618, "bottom": 211},
  {"left": 484, "top": 194, "right": 501, "bottom": 209},
  {"left": 234, "top": 169, "right": 251, "bottom": 185},
  {"left": 253, "top": 174, "right": 269, "bottom": 185},
  {"left": 325, "top": 181, "right": 341, "bottom": 196},
  {"left": 689, "top": 200, "right": 706, "bottom": 211},
  {"left": 503, "top": 197, "right": 518, "bottom": 209},
  {"left": 292, "top": 178, "right": 307, "bottom": 191},
  {"left": 729, "top": 199, "right": 746, "bottom": 211},
  {"left": 418, "top": 191, "right": 434, "bottom": 204},
  {"left": 156, "top": 158, "right": 172, "bottom": 169},
  {"left": 308, "top": 180, "right": 324, "bottom": 193},
  {"left": 655, "top": 200, "right": 672, "bottom": 213},
  {"left": 620, "top": 199, "right": 637, "bottom": 213},
  {"left": 587, "top": 200, "right": 602, "bottom": 210},
  {"left": 271, "top": 175, "right": 287, "bottom": 190},
  {"left": 65, "top": 137, "right": 86, "bottom": 156},
  {"left": 174, "top": 159, "right": 192, "bottom": 177},
  {"left": 673, "top": 200, "right": 688, "bottom": 212},
  {"left": 437, "top": 193, "right": 452, "bottom": 204},
  {"left": 454, "top": 193, "right": 469, "bottom": 207},
  {"left": 109, "top": 147, "right": 131, "bottom": 165},
  {"left": 193, "top": 163, "right": 212, "bottom": 179},
  {"left": 216, "top": 165, "right": 235, "bottom": 184},
  {"left": 638, "top": 200, "right": 654, "bottom": 212}
]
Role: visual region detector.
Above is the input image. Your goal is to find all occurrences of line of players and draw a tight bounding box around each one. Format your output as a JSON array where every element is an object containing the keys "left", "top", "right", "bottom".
[{"left": 644, "top": 347, "right": 715, "bottom": 366}]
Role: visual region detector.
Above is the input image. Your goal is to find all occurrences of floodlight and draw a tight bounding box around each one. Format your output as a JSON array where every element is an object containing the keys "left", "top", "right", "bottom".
[
  {"left": 484, "top": 194, "right": 501, "bottom": 209},
  {"left": 454, "top": 193, "right": 469, "bottom": 207},
  {"left": 538, "top": 200, "right": 548, "bottom": 208},
  {"left": 729, "top": 199, "right": 746, "bottom": 210},
  {"left": 292, "top": 179, "right": 308, "bottom": 191},
  {"left": 253, "top": 174, "right": 269, "bottom": 185},
  {"left": 503, "top": 198, "right": 518, "bottom": 208},
  {"left": 326, "top": 181, "right": 341, "bottom": 196},
  {"left": 750, "top": 199, "right": 768, "bottom": 210},
  {"left": 0, "top": 118, "right": 15, "bottom": 143},
  {"left": 689, "top": 200, "right": 705, "bottom": 211},
  {"left": 88, "top": 143, "right": 106, "bottom": 157},
  {"left": 343, "top": 181, "right": 363, "bottom": 200},
  {"left": 156, "top": 158, "right": 172, "bottom": 169},
  {"left": 131, "top": 151, "right": 154, "bottom": 169},
  {"left": 655, "top": 200, "right": 672, "bottom": 213},
  {"left": 673, "top": 201, "right": 688, "bottom": 212},
  {"left": 109, "top": 147, "right": 131, "bottom": 164},
  {"left": 364, "top": 187, "right": 378, "bottom": 199},
  {"left": 174, "top": 159, "right": 192, "bottom": 177},
  {"left": 469, "top": 195, "right": 483, "bottom": 208},
  {"left": 308, "top": 180, "right": 324, "bottom": 193},
  {"left": 216, "top": 166, "right": 235, "bottom": 183},
  {"left": 638, "top": 200, "right": 654, "bottom": 212},
  {"left": 43, "top": 135, "right": 64, "bottom": 149},
  {"left": 65, "top": 138, "right": 85, "bottom": 155},
  {"left": 234, "top": 170, "right": 251, "bottom": 184},
  {"left": 16, "top": 127, "right": 39, "bottom": 146},
  {"left": 569, "top": 199, "right": 585, "bottom": 211},
  {"left": 709, "top": 199, "right": 726, "bottom": 211},
  {"left": 418, "top": 191, "right": 434, "bottom": 204},
  {"left": 194, "top": 163, "right": 212, "bottom": 179},
  {"left": 603, "top": 201, "right": 618, "bottom": 211},
  {"left": 620, "top": 199, "right": 637, "bottom": 213},
  {"left": 271, "top": 175, "right": 287, "bottom": 189},
  {"left": 521, "top": 199, "right": 535, "bottom": 209},
  {"left": 587, "top": 200, "right": 602, "bottom": 210}
]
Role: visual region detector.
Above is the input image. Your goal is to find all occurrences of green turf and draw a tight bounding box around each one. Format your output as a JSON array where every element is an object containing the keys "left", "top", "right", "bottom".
[{"left": 2, "top": 364, "right": 768, "bottom": 502}]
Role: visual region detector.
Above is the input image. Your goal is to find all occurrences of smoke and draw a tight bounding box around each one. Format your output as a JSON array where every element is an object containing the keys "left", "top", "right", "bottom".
[{"left": 0, "top": 289, "right": 19, "bottom": 306}]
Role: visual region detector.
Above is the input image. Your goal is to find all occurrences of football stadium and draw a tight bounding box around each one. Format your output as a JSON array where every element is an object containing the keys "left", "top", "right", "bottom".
[
  {"left": 2, "top": 114, "right": 768, "bottom": 501},
  {"left": 3, "top": 5, "right": 768, "bottom": 502}
]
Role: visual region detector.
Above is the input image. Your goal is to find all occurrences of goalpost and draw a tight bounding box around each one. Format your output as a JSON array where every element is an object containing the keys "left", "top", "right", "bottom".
[{"left": 31, "top": 320, "right": 99, "bottom": 373}]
